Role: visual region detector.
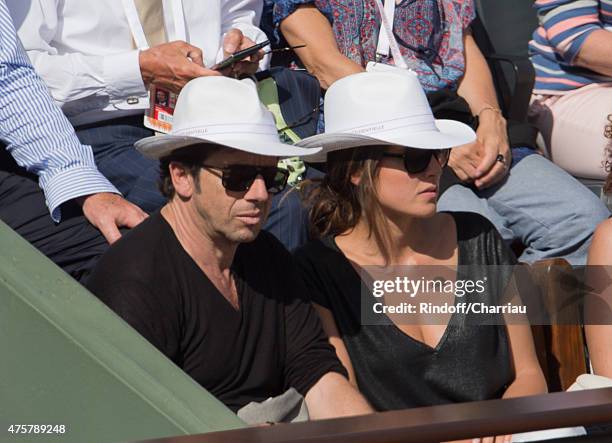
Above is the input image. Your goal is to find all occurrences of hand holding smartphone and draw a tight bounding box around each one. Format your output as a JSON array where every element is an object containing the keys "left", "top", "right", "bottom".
[{"left": 212, "top": 39, "right": 269, "bottom": 71}]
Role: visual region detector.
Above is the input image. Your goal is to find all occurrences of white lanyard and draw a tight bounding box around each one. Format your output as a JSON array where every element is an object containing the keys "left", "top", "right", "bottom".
[
  {"left": 374, "top": 0, "right": 396, "bottom": 60},
  {"left": 373, "top": 0, "right": 409, "bottom": 69},
  {"left": 121, "top": 0, "right": 187, "bottom": 50}
]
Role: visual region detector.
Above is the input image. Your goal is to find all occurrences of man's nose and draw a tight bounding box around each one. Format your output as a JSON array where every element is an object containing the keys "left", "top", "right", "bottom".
[{"left": 245, "top": 174, "right": 269, "bottom": 201}]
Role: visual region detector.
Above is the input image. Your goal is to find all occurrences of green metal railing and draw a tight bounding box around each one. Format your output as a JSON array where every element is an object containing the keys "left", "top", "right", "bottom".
[{"left": 0, "top": 221, "right": 245, "bottom": 442}]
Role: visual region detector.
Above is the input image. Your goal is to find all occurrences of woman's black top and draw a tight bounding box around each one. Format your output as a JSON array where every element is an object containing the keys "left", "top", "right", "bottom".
[{"left": 293, "top": 212, "right": 517, "bottom": 411}]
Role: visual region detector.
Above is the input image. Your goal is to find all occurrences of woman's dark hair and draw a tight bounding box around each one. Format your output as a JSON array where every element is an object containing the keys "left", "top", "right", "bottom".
[
  {"left": 159, "top": 144, "right": 220, "bottom": 198},
  {"left": 302, "top": 147, "right": 396, "bottom": 264}
]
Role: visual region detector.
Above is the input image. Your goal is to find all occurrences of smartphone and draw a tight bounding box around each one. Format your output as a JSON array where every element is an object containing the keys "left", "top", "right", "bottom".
[{"left": 212, "top": 39, "right": 269, "bottom": 71}]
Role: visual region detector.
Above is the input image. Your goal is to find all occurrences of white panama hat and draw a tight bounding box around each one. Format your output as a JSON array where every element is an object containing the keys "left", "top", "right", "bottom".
[
  {"left": 135, "top": 76, "right": 321, "bottom": 159},
  {"left": 296, "top": 70, "right": 476, "bottom": 162}
]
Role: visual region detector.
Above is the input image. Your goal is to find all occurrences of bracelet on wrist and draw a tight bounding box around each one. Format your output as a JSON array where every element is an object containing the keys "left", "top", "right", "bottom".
[{"left": 476, "top": 105, "right": 502, "bottom": 119}]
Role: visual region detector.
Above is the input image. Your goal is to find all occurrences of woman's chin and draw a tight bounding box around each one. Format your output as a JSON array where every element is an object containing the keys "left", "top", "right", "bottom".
[
  {"left": 386, "top": 203, "right": 438, "bottom": 220},
  {"left": 412, "top": 202, "right": 438, "bottom": 218}
]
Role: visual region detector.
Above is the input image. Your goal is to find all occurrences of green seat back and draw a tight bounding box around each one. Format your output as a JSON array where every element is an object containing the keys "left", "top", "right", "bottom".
[{"left": 0, "top": 221, "right": 245, "bottom": 443}]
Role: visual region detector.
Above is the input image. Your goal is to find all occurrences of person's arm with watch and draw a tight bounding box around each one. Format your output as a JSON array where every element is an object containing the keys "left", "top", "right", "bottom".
[{"left": 454, "top": 30, "right": 511, "bottom": 190}]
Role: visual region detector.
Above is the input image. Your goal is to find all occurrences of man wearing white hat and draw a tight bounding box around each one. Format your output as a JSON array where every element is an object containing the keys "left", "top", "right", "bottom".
[{"left": 86, "top": 76, "right": 372, "bottom": 421}]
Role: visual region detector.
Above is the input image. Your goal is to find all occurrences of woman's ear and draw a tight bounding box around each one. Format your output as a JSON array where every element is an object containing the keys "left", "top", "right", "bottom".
[
  {"left": 350, "top": 169, "right": 363, "bottom": 186},
  {"left": 169, "top": 161, "right": 195, "bottom": 198}
]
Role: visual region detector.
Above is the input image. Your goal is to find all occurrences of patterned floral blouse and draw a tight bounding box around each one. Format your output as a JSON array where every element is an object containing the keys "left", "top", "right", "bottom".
[{"left": 266, "top": 0, "right": 476, "bottom": 92}]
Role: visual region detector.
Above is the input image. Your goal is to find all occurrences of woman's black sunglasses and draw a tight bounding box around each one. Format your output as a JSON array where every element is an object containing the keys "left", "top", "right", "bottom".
[
  {"left": 381, "top": 148, "right": 450, "bottom": 173},
  {"left": 201, "top": 164, "right": 289, "bottom": 195}
]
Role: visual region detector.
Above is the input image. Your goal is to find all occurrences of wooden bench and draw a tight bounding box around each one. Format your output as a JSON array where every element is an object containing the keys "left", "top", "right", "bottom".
[{"left": 527, "top": 259, "right": 588, "bottom": 392}]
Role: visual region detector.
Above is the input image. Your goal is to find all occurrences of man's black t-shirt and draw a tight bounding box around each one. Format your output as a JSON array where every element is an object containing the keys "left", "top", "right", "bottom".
[{"left": 87, "top": 212, "right": 347, "bottom": 412}]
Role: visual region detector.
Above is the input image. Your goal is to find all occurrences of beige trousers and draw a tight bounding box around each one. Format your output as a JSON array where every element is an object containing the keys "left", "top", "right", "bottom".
[{"left": 529, "top": 83, "right": 612, "bottom": 180}]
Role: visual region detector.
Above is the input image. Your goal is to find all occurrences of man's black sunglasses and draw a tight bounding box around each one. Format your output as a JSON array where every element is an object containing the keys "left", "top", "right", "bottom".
[
  {"left": 382, "top": 148, "right": 450, "bottom": 174},
  {"left": 201, "top": 164, "right": 289, "bottom": 195}
]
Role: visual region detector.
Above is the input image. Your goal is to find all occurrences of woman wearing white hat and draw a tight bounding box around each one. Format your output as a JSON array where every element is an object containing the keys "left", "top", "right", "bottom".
[
  {"left": 293, "top": 71, "right": 547, "bottom": 425},
  {"left": 265, "top": 0, "right": 610, "bottom": 269}
]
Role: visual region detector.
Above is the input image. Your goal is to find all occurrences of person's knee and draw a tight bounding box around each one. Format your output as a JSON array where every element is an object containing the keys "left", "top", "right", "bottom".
[
  {"left": 526, "top": 197, "right": 609, "bottom": 265},
  {"left": 572, "top": 194, "right": 610, "bottom": 231},
  {"left": 543, "top": 194, "right": 608, "bottom": 249}
]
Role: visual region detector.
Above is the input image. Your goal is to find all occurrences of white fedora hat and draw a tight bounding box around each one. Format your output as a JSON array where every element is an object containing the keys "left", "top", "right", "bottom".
[
  {"left": 135, "top": 76, "right": 321, "bottom": 159},
  {"left": 296, "top": 70, "right": 476, "bottom": 162}
]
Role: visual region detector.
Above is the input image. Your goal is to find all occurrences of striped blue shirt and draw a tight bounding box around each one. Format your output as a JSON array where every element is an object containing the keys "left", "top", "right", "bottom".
[
  {"left": 0, "top": 0, "right": 118, "bottom": 222},
  {"left": 529, "top": 0, "right": 612, "bottom": 94}
]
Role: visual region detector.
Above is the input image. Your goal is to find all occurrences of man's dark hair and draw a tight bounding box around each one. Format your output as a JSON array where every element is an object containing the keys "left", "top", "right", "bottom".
[{"left": 159, "top": 144, "right": 220, "bottom": 199}]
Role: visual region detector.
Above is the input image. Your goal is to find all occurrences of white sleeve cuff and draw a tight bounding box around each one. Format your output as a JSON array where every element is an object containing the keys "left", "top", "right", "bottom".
[
  {"left": 103, "top": 50, "right": 148, "bottom": 100},
  {"left": 40, "top": 167, "right": 120, "bottom": 223}
]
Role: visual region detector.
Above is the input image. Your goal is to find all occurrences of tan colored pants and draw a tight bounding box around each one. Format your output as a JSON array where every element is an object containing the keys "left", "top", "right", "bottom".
[{"left": 529, "top": 83, "right": 612, "bottom": 180}]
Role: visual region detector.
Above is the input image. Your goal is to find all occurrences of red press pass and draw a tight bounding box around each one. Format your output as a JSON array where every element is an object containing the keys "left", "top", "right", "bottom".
[{"left": 144, "top": 86, "right": 177, "bottom": 134}]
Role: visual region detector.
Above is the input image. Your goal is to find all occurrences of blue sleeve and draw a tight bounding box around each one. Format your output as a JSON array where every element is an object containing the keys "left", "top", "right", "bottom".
[
  {"left": 0, "top": 0, "right": 118, "bottom": 221},
  {"left": 263, "top": 0, "right": 334, "bottom": 46}
]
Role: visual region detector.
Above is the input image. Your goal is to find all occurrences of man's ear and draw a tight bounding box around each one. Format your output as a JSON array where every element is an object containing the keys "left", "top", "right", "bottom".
[{"left": 169, "top": 161, "right": 195, "bottom": 198}]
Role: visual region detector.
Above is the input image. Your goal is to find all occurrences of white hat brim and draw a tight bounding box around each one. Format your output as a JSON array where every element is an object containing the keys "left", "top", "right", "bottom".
[
  {"left": 296, "top": 119, "right": 476, "bottom": 162},
  {"left": 135, "top": 134, "right": 322, "bottom": 159}
]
